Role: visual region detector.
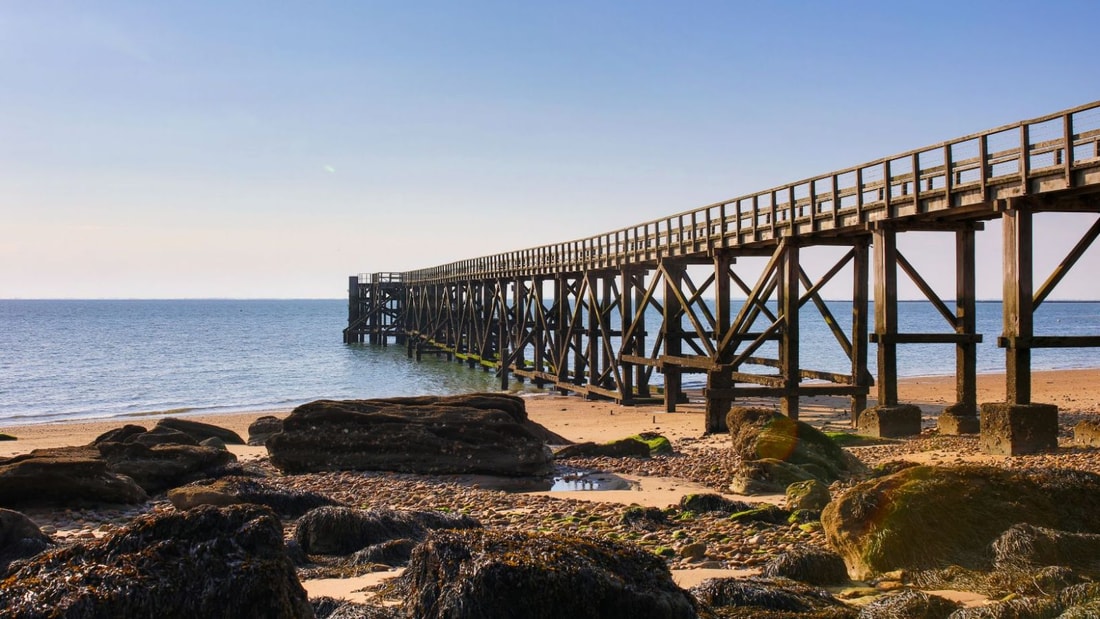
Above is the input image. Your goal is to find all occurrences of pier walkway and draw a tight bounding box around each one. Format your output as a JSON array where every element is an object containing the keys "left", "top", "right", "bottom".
[{"left": 346, "top": 101, "right": 1100, "bottom": 448}]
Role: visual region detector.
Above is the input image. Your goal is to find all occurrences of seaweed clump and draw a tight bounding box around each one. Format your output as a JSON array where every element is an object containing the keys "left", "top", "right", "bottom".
[{"left": 398, "top": 528, "right": 697, "bottom": 619}]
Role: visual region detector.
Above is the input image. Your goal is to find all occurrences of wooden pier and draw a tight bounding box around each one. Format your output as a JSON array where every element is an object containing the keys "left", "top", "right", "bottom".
[{"left": 345, "top": 101, "right": 1100, "bottom": 451}]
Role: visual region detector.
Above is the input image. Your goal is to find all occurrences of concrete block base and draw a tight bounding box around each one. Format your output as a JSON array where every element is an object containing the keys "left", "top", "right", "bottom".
[
  {"left": 938, "top": 403, "right": 980, "bottom": 435},
  {"left": 979, "top": 402, "right": 1058, "bottom": 455},
  {"left": 858, "top": 404, "right": 922, "bottom": 438}
]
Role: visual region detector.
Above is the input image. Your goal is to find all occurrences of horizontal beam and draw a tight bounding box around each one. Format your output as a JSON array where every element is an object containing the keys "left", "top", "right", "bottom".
[
  {"left": 870, "top": 333, "right": 984, "bottom": 344},
  {"left": 998, "top": 335, "right": 1100, "bottom": 349},
  {"left": 704, "top": 384, "right": 870, "bottom": 398}
]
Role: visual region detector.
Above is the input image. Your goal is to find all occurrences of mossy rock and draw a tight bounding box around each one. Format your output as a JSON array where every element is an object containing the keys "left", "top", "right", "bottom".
[
  {"left": 786, "top": 479, "right": 831, "bottom": 511},
  {"left": 729, "top": 458, "right": 817, "bottom": 494},
  {"left": 822, "top": 465, "right": 1100, "bottom": 579},
  {"left": 399, "top": 529, "right": 698, "bottom": 618},
  {"left": 728, "top": 504, "right": 790, "bottom": 525},
  {"left": 680, "top": 493, "right": 753, "bottom": 515},
  {"left": 555, "top": 437, "right": 651, "bottom": 459},
  {"left": 629, "top": 432, "right": 673, "bottom": 455}
]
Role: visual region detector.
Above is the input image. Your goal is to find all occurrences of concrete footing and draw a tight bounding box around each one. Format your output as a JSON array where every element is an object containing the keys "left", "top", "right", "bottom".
[
  {"left": 938, "top": 403, "right": 980, "bottom": 435},
  {"left": 858, "top": 404, "right": 922, "bottom": 438},
  {"left": 979, "top": 402, "right": 1058, "bottom": 455}
]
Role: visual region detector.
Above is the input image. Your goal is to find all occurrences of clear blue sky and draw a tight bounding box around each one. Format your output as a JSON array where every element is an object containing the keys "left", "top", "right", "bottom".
[{"left": 3, "top": 1, "right": 1098, "bottom": 299}]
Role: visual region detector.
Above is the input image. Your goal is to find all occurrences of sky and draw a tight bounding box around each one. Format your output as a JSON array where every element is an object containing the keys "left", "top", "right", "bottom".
[{"left": 2, "top": 1, "right": 1099, "bottom": 300}]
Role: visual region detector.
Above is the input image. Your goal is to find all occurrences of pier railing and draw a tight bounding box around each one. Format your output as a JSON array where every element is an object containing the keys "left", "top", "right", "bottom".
[{"left": 400, "top": 101, "right": 1100, "bottom": 284}]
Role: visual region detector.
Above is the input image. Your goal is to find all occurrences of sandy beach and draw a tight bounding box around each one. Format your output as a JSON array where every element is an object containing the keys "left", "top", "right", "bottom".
[
  {"left": 2, "top": 368, "right": 1100, "bottom": 609},
  {"left": 4, "top": 368, "right": 1098, "bottom": 459}
]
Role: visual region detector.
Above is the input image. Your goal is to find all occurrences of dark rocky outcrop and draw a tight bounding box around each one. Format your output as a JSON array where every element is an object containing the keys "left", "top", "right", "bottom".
[
  {"left": 786, "top": 479, "right": 831, "bottom": 511},
  {"left": 92, "top": 424, "right": 148, "bottom": 445},
  {"left": 556, "top": 437, "right": 652, "bottom": 458},
  {"left": 821, "top": 465, "right": 1100, "bottom": 579},
  {"left": 0, "top": 508, "right": 52, "bottom": 573},
  {"left": 680, "top": 493, "right": 754, "bottom": 515},
  {"left": 267, "top": 394, "right": 553, "bottom": 476},
  {"left": 689, "top": 576, "right": 855, "bottom": 618},
  {"left": 131, "top": 426, "right": 199, "bottom": 447},
  {"left": 399, "top": 529, "right": 698, "bottom": 618},
  {"left": 992, "top": 522, "right": 1100, "bottom": 572},
  {"left": 312, "top": 596, "right": 401, "bottom": 619},
  {"left": 248, "top": 415, "right": 284, "bottom": 446},
  {"left": 294, "top": 506, "right": 480, "bottom": 556},
  {"left": 857, "top": 590, "right": 959, "bottom": 618},
  {"left": 0, "top": 447, "right": 148, "bottom": 507},
  {"left": 97, "top": 441, "right": 236, "bottom": 494},
  {"left": 0, "top": 504, "right": 313, "bottom": 618},
  {"left": 727, "top": 407, "right": 857, "bottom": 494},
  {"left": 168, "top": 475, "right": 341, "bottom": 517},
  {"left": 155, "top": 417, "right": 246, "bottom": 445},
  {"left": 621, "top": 504, "right": 669, "bottom": 530},
  {"left": 729, "top": 504, "right": 791, "bottom": 525},
  {"left": 761, "top": 547, "right": 849, "bottom": 586}
]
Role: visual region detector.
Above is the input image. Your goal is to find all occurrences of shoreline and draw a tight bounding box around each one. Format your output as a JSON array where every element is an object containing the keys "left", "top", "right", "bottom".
[{"left": 3, "top": 367, "right": 1099, "bottom": 458}]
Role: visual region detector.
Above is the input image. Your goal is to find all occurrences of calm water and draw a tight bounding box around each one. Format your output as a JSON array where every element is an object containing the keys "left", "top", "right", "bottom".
[{"left": 1, "top": 299, "right": 1098, "bottom": 426}]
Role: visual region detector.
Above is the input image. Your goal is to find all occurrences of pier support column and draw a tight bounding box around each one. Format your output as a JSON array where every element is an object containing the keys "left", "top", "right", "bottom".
[
  {"left": 939, "top": 226, "right": 981, "bottom": 434},
  {"left": 706, "top": 252, "right": 733, "bottom": 432},
  {"left": 981, "top": 200, "right": 1058, "bottom": 454},
  {"left": 778, "top": 240, "right": 800, "bottom": 419},
  {"left": 663, "top": 260, "right": 684, "bottom": 412},
  {"left": 850, "top": 238, "right": 870, "bottom": 426},
  {"left": 862, "top": 225, "right": 921, "bottom": 438}
]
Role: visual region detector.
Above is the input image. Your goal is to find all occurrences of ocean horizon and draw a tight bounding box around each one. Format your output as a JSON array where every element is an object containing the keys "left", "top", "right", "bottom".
[{"left": 2, "top": 298, "right": 1098, "bottom": 427}]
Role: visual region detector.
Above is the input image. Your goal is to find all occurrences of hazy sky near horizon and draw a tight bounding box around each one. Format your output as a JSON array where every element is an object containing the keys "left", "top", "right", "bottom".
[{"left": 3, "top": 1, "right": 1099, "bottom": 300}]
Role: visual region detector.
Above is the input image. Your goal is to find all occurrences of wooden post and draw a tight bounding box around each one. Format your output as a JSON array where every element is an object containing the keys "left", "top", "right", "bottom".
[
  {"left": 873, "top": 226, "right": 899, "bottom": 406},
  {"left": 706, "top": 251, "right": 733, "bottom": 432},
  {"left": 620, "top": 269, "right": 635, "bottom": 403},
  {"left": 956, "top": 227, "right": 978, "bottom": 413},
  {"left": 663, "top": 260, "right": 684, "bottom": 412},
  {"left": 779, "top": 240, "right": 800, "bottom": 418},
  {"left": 851, "top": 237, "right": 870, "bottom": 424},
  {"left": 1003, "top": 203, "right": 1033, "bottom": 404},
  {"left": 635, "top": 270, "right": 651, "bottom": 398}
]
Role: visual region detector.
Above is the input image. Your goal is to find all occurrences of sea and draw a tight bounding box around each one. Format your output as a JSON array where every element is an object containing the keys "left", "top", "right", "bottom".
[{"left": 1, "top": 299, "right": 1098, "bottom": 427}]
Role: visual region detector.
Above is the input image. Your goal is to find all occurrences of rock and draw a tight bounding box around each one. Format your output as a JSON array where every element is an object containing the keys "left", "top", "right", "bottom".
[
  {"left": 728, "top": 504, "right": 791, "bottom": 525},
  {"left": 621, "top": 505, "right": 669, "bottom": 530},
  {"left": 199, "top": 436, "right": 227, "bottom": 450},
  {"left": 98, "top": 441, "right": 237, "bottom": 493},
  {"left": 0, "top": 505, "right": 312, "bottom": 618},
  {"left": 0, "top": 508, "right": 53, "bottom": 573},
  {"left": 0, "top": 448, "right": 148, "bottom": 507},
  {"left": 351, "top": 538, "right": 420, "bottom": 567},
  {"left": 169, "top": 476, "right": 341, "bottom": 517},
  {"left": 821, "top": 465, "right": 1100, "bottom": 579},
  {"left": 857, "top": 590, "right": 959, "bottom": 618},
  {"left": 729, "top": 458, "right": 818, "bottom": 494},
  {"left": 992, "top": 523, "right": 1100, "bottom": 572},
  {"left": 267, "top": 395, "right": 553, "bottom": 476},
  {"left": 632, "top": 432, "right": 674, "bottom": 455},
  {"left": 1074, "top": 419, "right": 1100, "bottom": 447},
  {"left": 761, "top": 547, "right": 849, "bottom": 586},
  {"left": 91, "top": 424, "right": 148, "bottom": 445},
  {"left": 248, "top": 415, "right": 284, "bottom": 446},
  {"left": 556, "top": 437, "right": 652, "bottom": 458},
  {"left": 294, "top": 506, "right": 480, "bottom": 555},
  {"left": 786, "top": 479, "right": 831, "bottom": 511},
  {"left": 155, "top": 417, "right": 246, "bottom": 445},
  {"left": 679, "top": 542, "right": 707, "bottom": 561},
  {"left": 689, "top": 576, "right": 854, "bottom": 617},
  {"left": 0, "top": 434, "right": 16, "bottom": 442},
  {"left": 727, "top": 407, "right": 857, "bottom": 494},
  {"left": 131, "top": 426, "right": 199, "bottom": 447},
  {"left": 399, "top": 529, "right": 698, "bottom": 618},
  {"left": 312, "top": 596, "right": 403, "bottom": 618},
  {"left": 679, "top": 493, "right": 753, "bottom": 515}
]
